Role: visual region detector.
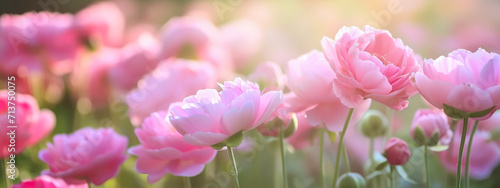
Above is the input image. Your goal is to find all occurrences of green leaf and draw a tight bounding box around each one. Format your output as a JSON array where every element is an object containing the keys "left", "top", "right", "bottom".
[
  {"left": 443, "top": 104, "right": 468, "bottom": 120},
  {"left": 412, "top": 126, "right": 426, "bottom": 146},
  {"left": 396, "top": 166, "right": 416, "bottom": 184},
  {"left": 327, "top": 131, "right": 338, "bottom": 143},
  {"left": 283, "top": 113, "right": 298, "bottom": 138},
  {"left": 211, "top": 142, "right": 227, "bottom": 150},
  {"left": 226, "top": 131, "right": 244, "bottom": 147},
  {"left": 427, "top": 131, "right": 440, "bottom": 146},
  {"left": 469, "top": 106, "right": 496, "bottom": 118},
  {"left": 429, "top": 144, "right": 449, "bottom": 152},
  {"left": 375, "top": 161, "right": 389, "bottom": 171}
]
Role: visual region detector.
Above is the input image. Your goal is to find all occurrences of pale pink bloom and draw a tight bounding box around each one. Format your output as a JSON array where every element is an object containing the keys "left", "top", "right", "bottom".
[
  {"left": 220, "top": 19, "right": 263, "bottom": 70},
  {"left": 415, "top": 49, "right": 500, "bottom": 116},
  {"left": 129, "top": 112, "right": 217, "bottom": 183},
  {"left": 109, "top": 33, "right": 160, "bottom": 92},
  {"left": 384, "top": 138, "right": 411, "bottom": 165},
  {"left": 321, "top": 26, "right": 420, "bottom": 110},
  {"left": 283, "top": 50, "right": 371, "bottom": 132},
  {"left": 126, "top": 59, "right": 217, "bottom": 125},
  {"left": 0, "top": 91, "right": 55, "bottom": 157},
  {"left": 168, "top": 78, "right": 283, "bottom": 146},
  {"left": 0, "top": 12, "right": 81, "bottom": 75},
  {"left": 285, "top": 111, "right": 317, "bottom": 150},
  {"left": 158, "top": 17, "right": 233, "bottom": 80},
  {"left": 247, "top": 61, "right": 285, "bottom": 92},
  {"left": 12, "top": 175, "right": 87, "bottom": 188},
  {"left": 410, "top": 109, "right": 452, "bottom": 146},
  {"left": 74, "top": 2, "right": 125, "bottom": 47},
  {"left": 39, "top": 127, "right": 128, "bottom": 185}
]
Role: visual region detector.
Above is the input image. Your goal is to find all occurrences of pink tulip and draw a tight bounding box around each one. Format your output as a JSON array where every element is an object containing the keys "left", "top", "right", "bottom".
[
  {"left": 321, "top": 26, "right": 420, "bottom": 110},
  {"left": 39, "top": 127, "right": 128, "bottom": 185},
  {"left": 0, "top": 12, "right": 81, "bottom": 75},
  {"left": 283, "top": 50, "right": 371, "bottom": 132},
  {"left": 12, "top": 175, "right": 87, "bottom": 188},
  {"left": 126, "top": 58, "right": 217, "bottom": 125},
  {"left": 129, "top": 111, "right": 217, "bottom": 183},
  {"left": 74, "top": 2, "right": 125, "bottom": 47},
  {"left": 0, "top": 91, "right": 55, "bottom": 157},
  {"left": 158, "top": 17, "right": 233, "bottom": 80},
  {"left": 168, "top": 78, "right": 283, "bottom": 146},
  {"left": 247, "top": 61, "right": 285, "bottom": 92},
  {"left": 415, "top": 49, "right": 500, "bottom": 117},
  {"left": 410, "top": 109, "right": 452, "bottom": 146},
  {"left": 384, "top": 138, "right": 411, "bottom": 165}
]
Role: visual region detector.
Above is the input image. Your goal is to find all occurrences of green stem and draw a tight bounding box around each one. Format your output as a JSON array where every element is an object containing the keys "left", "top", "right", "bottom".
[
  {"left": 87, "top": 178, "right": 92, "bottom": 188},
  {"left": 456, "top": 116, "right": 469, "bottom": 188},
  {"left": 227, "top": 146, "right": 241, "bottom": 188},
  {"left": 319, "top": 127, "right": 325, "bottom": 188},
  {"left": 390, "top": 167, "right": 394, "bottom": 188},
  {"left": 464, "top": 121, "right": 479, "bottom": 188},
  {"left": 342, "top": 145, "right": 350, "bottom": 172},
  {"left": 184, "top": 177, "right": 192, "bottom": 188},
  {"left": 425, "top": 145, "right": 430, "bottom": 188},
  {"left": 332, "top": 108, "right": 354, "bottom": 188},
  {"left": 369, "top": 138, "right": 374, "bottom": 163},
  {"left": 279, "top": 126, "right": 288, "bottom": 188}
]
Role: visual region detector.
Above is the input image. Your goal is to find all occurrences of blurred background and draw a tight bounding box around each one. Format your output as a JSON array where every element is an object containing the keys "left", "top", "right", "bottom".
[{"left": 1, "top": 0, "right": 500, "bottom": 187}]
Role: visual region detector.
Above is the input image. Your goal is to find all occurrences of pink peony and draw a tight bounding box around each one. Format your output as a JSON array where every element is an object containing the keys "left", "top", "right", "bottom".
[
  {"left": 415, "top": 49, "right": 500, "bottom": 117},
  {"left": 410, "top": 109, "right": 452, "bottom": 146},
  {"left": 285, "top": 111, "right": 316, "bottom": 150},
  {"left": 168, "top": 78, "right": 283, "bottom": 146},
  {"left": 12, "top": 175, "right": 87, "bottom": 188},
  {"left": 74, "top": 2, "right": 125, "bottom": 47},
  {"left": 126, "top": 58, "right": 217, "bottom": 125},
  {"left": 283, "top": 50, "right": 371, "bottom": 132},
  {"left": 38, "top": 127, "right": 128, "bottom": 185},
  {"left": 0, "top": 12, "right": 81, "bottom": 75},
  {"left": 247, "top": 61, "right": 285, "bottom": 93},
  {"left": 129, "top": 112, "right": 217, "bottom": 183},
  {"left": 0, "top": 91, "right": 55, "bottom": 157},
  {"left": 321, "top": 26, "right": 420, "bottom": 110},
  {"left": 220, "top": 19, "right": 263, "bottom": 70},
  {"left": 384, "top": 138, "right": 411, "bottom": 165}
]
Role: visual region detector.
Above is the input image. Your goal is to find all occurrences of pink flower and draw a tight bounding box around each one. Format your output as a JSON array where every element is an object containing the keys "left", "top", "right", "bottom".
[
  {"left": 129, "top": 112, "right": 217, "bottom": 183},
  {"left": 126, "top": 59, "right": 217, "bottom": 125},
  {"left": 168, "top": 78, "right": 283, "bottom": 146},
  {"left": 74, "top": 2, "right": 125, "bottom": 47},
  {"left": 283, "top": 50, "right": 371, "bottom": 132},
  {"left": 321, "top": 26, "right": 420, "bottom": 110},
  {"left": 285, "top": 111, "right": 316, "bottom": 149},
  {"left": 220, "top": 19, "right": 263, "bottom": 70},
  {"left": 410, "top": 109, "right": 452, "bottom": 146},
  {"left": 38, "top": 127, "right": 128, "bottom": 185},
  {"left": 384, "top": 138, "right": 411, "bottom": 165},
  {"left": 0, "top": 12, "right": 81, "bottom": 75},
  {"left": 158, "top": 17, "right": 233, "bottom": 80},
  {"left": 0, "top": 91, "right": 55, "bottom": 157},
  {"left": 12, "top": 175, "right": 87, "bottom": 188},
  {"left": 415, "top": 49, "right": 500, "bottom": 117},
  {"left": 247, "top": 61, "right": 285, "bottom": 92}
]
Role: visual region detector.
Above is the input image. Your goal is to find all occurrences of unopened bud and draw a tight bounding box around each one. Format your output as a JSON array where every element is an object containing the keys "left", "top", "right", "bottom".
[
  {"left": 359, "top": 110, "right": 388, "bottom": 138},
  {"left": 336, "top": 172, "right": 366, "bottom": 188}
]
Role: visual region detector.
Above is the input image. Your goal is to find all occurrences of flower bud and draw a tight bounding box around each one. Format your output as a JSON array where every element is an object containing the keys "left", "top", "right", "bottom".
[
  {"left": 336, "top": 172, "right": 366, "bottom": 188},
  {"left": 384, "top": 138, "right": 411, "bottom": 165},
  {"left": 410, "top": 109, "right": 451, "bottom": 146},
  {"left": 359, "top": 110, "right": 388, "bottom": 138}
]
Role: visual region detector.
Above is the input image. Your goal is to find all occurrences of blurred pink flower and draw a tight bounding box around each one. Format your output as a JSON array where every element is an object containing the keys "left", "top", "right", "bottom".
[
  {"left": 168, "top": 78, "right": 283, "bottom": 146},
  {"left": 286, "top": 111, "right": 317, "bottom": 150},
  {"left": 12, "top": 175, "right": 87, "bottom": 188},
  {"left": 415, "top": 49, "right": 500, "bottom": 117},
  {"left": 109, "top": 33, "right": 160, "bottom": 92},
  {"left": 74, "top": 1, "right": 125, "bottom": 47},
  {"left": 39, "top": 127, "right": 128, "bottom": 185},
  {"left": 220, "top": 19, "right": 263, "bottom": 70},
  {"left": 158, "top": 17, "right": 233, "bottom": 80},
  {"left": 384, "top": 137, "right": 411, "bottom": 165},
  {"left": 247, "top": 61, "right": 285, "bottom": 92},
  {"left": 0, "top": 91, "right": 55, "bottom": 157},
  {"left": 0, "top": 12, "right": 81, "bottom": 75},
  {"left": 129, "top": 112, "right": 217, "bottom": 183},
  {"left": 126, "top": 58, "right": 217, "bottom": 125},
  {"left": 283, "top": 50, "right": 371, "bottom": 132},
  {"left": 410, "top": 109, "right": 452, "bottom": 146},
  {"left": 321, "top": 26, "right": 420, "bottom": 110}
]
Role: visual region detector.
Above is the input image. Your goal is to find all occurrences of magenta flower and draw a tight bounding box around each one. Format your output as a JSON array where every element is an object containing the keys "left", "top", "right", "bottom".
[
  {"left": 168, "top": 78, "right": 283, "bottom": 146},
  {"left": 129, "top": 112, "right": 217, "bottom": 183},
  {"left": 39, "top": 127, "right": 128, "bottom": 185},
  {"left": 0, "top": 91, "right": 55, "bottom": 158},
  {"left": 126, "top": 59, "right": 217, "bottom": 125},
  {"left": 415, "top": 49, "right": 500, "bottom": 118},
  {"left": 12, "top": 175, "right": 87, "bottom": 188},
  {"left": 410, "top": 109, "right": 452, "bottom": 146},
  {"left": 321, "top": 26, "right": 420, "bottom": 110},
  {"left": 384, "top": 138, "right": 411, "bottom": 165},
  {"left": 284, "top": 50, "right": 370, "bottom": 131}
]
